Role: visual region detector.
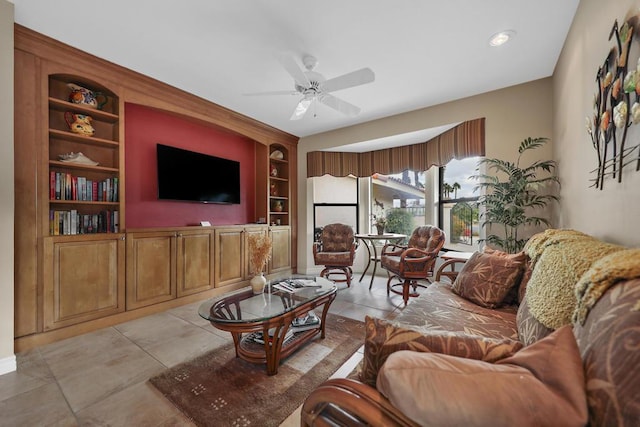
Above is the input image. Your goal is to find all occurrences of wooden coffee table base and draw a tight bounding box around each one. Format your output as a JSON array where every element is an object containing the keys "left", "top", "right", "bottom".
[{"left": 211, "top": 290, "right": 337, "bottom": 375}]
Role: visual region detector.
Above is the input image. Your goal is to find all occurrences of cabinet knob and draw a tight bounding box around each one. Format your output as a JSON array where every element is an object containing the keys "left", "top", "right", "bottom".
[
  {"left": 120, "top": 236, "right": 125, "bottom": 241},
  {"left": 177, "top": 233, "right": 183, "bottom": 237}
]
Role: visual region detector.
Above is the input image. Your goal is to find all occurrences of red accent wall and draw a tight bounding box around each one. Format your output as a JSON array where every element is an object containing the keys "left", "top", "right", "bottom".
[{"left": 125, "top": 103, "right": 256, "bottom": 228}]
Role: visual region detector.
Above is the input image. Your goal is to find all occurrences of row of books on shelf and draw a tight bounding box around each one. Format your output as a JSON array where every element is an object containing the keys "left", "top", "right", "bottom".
[
  {"left": 50, "top": 171, "right": 119, "bottom": 202},
  {"left": 49, "top": 209, "right": 119, "bottom": 235},
  {"left": 250, "top": 311, "right": 321, "bottom": 344}
]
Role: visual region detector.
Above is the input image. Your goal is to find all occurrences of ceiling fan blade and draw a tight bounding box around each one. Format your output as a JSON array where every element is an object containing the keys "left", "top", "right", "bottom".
[
  {"left": 321, "top": 68, "right": 375, "bottom": 93},
  {"left": 290, "top": 97, "right": 313, "bottom": 120},
  {"left": 276, "top": 53, "right": 310, "bottom": 88},
  {"left": 319, "top": 93, "right": 361, "bottom": 116},
  {"left": 243, "top": 90, "right": 299, "bottom": 96}
]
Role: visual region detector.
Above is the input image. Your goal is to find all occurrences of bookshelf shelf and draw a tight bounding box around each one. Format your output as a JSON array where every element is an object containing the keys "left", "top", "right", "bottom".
[
  {"left": 50, "top": 200, "right": 119, "bottom": 206},
  {"left": 49, "top": 129, "right": 120, "bottom": 148},
  {"left": 48, "top": 97, "right": 119, "bottom": 122},
  {"left": 268, "top": 145, "right": 290, "bottom": 226},
  {"left": 47, "top": 74, "right": 122, "bottom": 236},
  {"left": 49, "top": 160, "right": 119, "bottom": 173}
]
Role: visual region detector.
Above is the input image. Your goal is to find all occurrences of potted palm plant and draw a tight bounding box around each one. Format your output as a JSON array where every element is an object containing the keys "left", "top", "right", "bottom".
[{"left": 472, "top": 137, "right": 559, "bottom": 254}]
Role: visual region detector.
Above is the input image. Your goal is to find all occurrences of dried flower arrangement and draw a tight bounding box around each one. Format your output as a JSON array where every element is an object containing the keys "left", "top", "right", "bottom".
[{"left": 247, "top": 233, "right": 272, "bottom": 274}]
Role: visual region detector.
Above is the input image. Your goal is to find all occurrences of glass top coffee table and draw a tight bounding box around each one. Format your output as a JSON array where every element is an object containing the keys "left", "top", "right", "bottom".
[{"left": 198, "top": 276, "right": 337, "bottom": 375}]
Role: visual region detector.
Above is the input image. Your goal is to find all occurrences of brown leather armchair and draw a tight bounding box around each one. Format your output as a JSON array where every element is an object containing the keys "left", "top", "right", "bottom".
[
  {"left": 313, "top": 223, "right": 357, "bottom": 286},
  {"left": 380, "top": 225, "right": 445, "bottom": 305}
]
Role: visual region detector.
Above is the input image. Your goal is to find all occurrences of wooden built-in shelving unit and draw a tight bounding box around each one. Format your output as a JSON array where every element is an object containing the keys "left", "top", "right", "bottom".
[{"left": 13, "top": 24, "right": 299, "bottom": 351}]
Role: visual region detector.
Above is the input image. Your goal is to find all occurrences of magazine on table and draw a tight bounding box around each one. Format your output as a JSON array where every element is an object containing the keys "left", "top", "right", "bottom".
[
  {"left": 272, "top": 277, "right": 321, "bottom": 293},
  {"left": 291, "top": 310, "right": 320, "bottom": 331},
  {"left": 250, "top": 311, "right": 321, "bottom": 343},
  {"left": 252, "top": 328, "right": 294, "bottom": 344}
]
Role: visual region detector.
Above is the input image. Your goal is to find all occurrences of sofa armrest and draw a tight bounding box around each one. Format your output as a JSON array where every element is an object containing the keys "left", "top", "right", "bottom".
[
  {"left": 435, "top": 257, "right": 468, "bottom": 282},
  {"left": 361, "top": 316, "right": 523, "bottom": 387},
  {"left": 301, "top": 378, "right": 420, "bottom": 427}
]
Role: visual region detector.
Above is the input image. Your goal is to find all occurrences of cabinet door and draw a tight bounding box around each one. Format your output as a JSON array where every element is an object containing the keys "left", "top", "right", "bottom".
[
  {"left": 214, "top": 227, "right": 245, "bottom": 287},
  {"left": 126, "top": 231, "right": 177, "bottom": 310},
  {"left": 43, "top": 235, "right": 125, "bottom": 331},
  {"left": 177, "top": 230, "right": 214, "bottom": 297},
  {"left": 269, "top": 227, "right": 291, "bottom": 273}
]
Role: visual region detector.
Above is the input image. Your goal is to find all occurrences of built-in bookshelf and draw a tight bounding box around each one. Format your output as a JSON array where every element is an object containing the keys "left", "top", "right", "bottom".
[
  {"left": 269, "top": 144, "right": 290, "bottom": 226},
  {"left": 47, "top": 74, "right": 122, "bottom": 235}
]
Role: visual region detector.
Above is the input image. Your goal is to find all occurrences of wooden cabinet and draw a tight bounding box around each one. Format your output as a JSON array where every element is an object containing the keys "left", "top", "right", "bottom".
[
  {"left": 43, "top": 235, "right": 125, "bottom": 331},
  {"left": 214, "top": 226, "right": 269, "bottom": 287},
  {"left": 126, "top": 231, "right": 177, "bottom": 310},
  {"left": 269, "top": 226, "right": 291, "bottom": 273},
  {"left": 126, "top": 230, "right": 216, "bottom": 308},
  {"left": 176, "top": 230, "right": 215, "bottom": 297},
  {"left": 214, "top": 227, "right": 244, "bottom": 287}
]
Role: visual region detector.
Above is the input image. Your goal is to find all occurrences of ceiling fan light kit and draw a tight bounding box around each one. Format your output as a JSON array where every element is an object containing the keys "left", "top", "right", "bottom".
[{"left": 246, "top": 54, "right": 375, "bottom": 120}]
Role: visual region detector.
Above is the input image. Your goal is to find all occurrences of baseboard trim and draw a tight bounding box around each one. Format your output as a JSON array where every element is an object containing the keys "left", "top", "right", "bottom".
[{"left": 0, "top": 354, "right": 17, "bottom": 376}]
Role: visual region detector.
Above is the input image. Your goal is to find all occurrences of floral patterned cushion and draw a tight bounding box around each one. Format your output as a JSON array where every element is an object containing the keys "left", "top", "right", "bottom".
[
  {"left": 518, "top": 263, "right": 532, "bottom": 304},
  {"left": 407, "top": 226, "right": 445, "bottom": 254},
  {"left": 359, "top": 316, "right": 522, "bottom": 387},
  {"left": 572, "top": 278, "right": 640, "bottom": 426},
  {"left": 396, "top": 282, "right": 519, "bottom": 339},
  {"left": 452, "top": 250, "right": 526, "bottom": 308},
  {"left": 320, "top": 223, "right": 354, "bottom": 252},
  {"left": 516, "top": 295, "right": 553, "bottom": 346},
  {"left": 313, "top": 251, "right": 353, "bottom": 266}
]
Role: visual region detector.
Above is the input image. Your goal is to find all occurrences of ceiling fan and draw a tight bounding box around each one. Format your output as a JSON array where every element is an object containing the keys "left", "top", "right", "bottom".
[{"left": 245, "top": 54, "right": 375, "bottom": 120}]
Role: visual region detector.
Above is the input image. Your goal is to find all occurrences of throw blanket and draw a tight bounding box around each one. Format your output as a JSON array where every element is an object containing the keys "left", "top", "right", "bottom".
[
  {"left": 574, "top": 248, "right": 640, "bottom": 325},
  {"left": 523, "top": 229, "right": 624, "bottom": 329}
]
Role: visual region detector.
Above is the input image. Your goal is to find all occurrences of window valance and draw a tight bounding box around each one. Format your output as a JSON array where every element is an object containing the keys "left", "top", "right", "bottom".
[{"left": 306, "top": 118, "right": 485, "bottom": 178}]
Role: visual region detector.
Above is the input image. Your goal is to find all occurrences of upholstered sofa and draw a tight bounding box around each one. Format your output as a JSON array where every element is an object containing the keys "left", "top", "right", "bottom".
[{"left": 301, "top": 229, "right": 640, "bottom": 426}]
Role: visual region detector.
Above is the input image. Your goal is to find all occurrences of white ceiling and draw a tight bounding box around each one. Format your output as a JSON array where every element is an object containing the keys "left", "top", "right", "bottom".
[{"left": 11, "top": 0, "right": 579, "bottom": 140}]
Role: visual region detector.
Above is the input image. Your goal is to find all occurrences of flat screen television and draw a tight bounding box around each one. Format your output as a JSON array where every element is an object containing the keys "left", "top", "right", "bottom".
[{"left": 156, "top": 143, "right": 241, "bottom": 204}]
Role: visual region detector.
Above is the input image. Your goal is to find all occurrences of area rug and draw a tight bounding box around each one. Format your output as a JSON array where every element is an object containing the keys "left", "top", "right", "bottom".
[{"left": 149, "top": 314, "right": 365, "bottom": 427}]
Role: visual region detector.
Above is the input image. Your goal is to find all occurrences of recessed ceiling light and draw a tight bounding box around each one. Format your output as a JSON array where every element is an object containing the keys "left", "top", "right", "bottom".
[{"left": 489, "top": 30, "right": 516, "bottom": 47}]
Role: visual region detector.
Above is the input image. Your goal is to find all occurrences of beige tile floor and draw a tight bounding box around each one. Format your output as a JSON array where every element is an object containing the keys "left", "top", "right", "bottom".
[{"left": 0, "top": 275, "right": 409, "bottom": 427}]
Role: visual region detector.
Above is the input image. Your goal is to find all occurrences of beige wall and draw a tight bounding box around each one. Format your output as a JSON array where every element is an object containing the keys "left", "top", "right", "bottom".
[
  {"left": 0, "top": 0, "right": 15, "bottom": 374},
  {"left": 554, "top": 0, "right": 640, "bottom": 247},
  {"left": 297, "top": 78, "right": 554, "bottom": 272}
]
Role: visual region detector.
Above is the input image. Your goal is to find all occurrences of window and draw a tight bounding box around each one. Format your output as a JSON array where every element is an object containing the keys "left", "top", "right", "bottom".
[
  {"left": 312, "top": 175, "right": 359, "bottom": 240},
  {"left": 371, "top": 170, "right": 426, "bottom": 239},
  {"left": 439, "top": 157, "right": 481, "bottom": 252},
  {"left": 311, "top": 157, "right": 481, "bottom": 251}
]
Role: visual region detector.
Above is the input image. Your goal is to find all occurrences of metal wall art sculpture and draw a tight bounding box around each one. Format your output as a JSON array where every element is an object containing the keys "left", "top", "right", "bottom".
[{"left": 588, "top": 12, "right": 640, "bottom": 189}]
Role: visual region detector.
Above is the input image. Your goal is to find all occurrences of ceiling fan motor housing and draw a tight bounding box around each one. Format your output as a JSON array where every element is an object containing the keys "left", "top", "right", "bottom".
[{"left": 295, "top": 71, "right": 324, "bottom": 94}]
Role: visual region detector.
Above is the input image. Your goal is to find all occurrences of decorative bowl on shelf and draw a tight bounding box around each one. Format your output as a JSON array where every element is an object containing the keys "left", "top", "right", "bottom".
[
  {"left": 67, "top": 83, "right": 107, "bottom": 110},
  {"left": 269, "top": 150, "right": 284, "bottom": 160}
]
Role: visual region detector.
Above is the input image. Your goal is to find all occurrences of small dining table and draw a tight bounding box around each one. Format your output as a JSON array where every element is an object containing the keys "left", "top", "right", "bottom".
[{"left": 354, "top": 233, "right": 407, "bottom": 289}]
